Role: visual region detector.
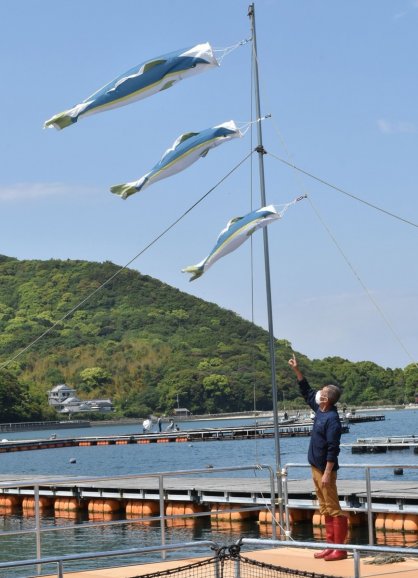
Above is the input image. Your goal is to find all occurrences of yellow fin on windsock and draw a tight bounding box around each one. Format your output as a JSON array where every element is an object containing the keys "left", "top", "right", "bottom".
[
  {"left": 44, "top": 110, "right": 76, "bottom": 130},
  {"left": 181, "top": 265, "right": 204, "bottom": 282},
  {"left": 110, "top": 183, "right": 138, "bottom": 200}
]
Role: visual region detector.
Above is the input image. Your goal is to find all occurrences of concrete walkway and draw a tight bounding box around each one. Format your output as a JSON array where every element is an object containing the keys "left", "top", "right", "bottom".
[{"left": 40, "top": 547, "right": 418, "bottom": 578}]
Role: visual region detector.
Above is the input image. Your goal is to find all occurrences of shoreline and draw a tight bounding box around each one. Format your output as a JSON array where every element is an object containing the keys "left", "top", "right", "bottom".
[
  {"left": 92, "top": 404, "right": 418, "bottom": 427},
  {"left": 1, "top": 405, "right": 417, "bottom": 433}
]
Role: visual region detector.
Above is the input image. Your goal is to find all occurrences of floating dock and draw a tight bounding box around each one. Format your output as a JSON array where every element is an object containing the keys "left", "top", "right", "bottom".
[
  {"left": 345, "top": 414, "right": 385, "bottom": 423},
  {"left": 0, "top": 474, "right": 417, "bottom": 538},
  {"left": 344, "top": 436, "right": 418, "bottom": 454},
  {"left": 0, "top": 423, "right": 349, "bottom": 454},
  {"left": 0, "top": 420, "right": 90, "bottom": 433}
]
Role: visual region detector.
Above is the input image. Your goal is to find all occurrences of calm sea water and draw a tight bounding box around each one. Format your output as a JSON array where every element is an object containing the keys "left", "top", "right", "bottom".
[
  {"left": 1, "top": 408, "right": 417, "bottom": 479},
  {"left": 0, "top": 408, "right": 417, "bottom": 576}
]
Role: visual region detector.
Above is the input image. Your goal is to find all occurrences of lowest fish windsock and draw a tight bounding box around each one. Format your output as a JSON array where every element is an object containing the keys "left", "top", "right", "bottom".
[{"left": 182, "top": 205, "right": 282, "bottom": 281}]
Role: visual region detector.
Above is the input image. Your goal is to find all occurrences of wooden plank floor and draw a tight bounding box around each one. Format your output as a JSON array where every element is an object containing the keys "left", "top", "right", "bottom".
[
  {"left": 2, "top": 474, "right": 417, "bottom": 493},
  {"left": 39, "top": 547, "right": 418, "bottom": 578},
  {"left": 2, "top": 475, "right": 418, "bottom": 510}
]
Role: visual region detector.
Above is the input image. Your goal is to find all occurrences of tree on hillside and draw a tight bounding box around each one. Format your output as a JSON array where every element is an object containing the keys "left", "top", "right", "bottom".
[
  {"left": 0, "top": 370, "right": 41, "bottom": 422},
  {"left": 79, "top": 367, "right": 112, "bottom": 393},
  {"left": 0, "top": 255, "right": 408, "bottom": 417},
  {"left": 403, "top": 364, "right": 418, "bottom": 403}
]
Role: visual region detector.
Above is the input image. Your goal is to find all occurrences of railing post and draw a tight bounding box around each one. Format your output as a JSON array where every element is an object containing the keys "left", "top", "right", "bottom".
[
  {"left": 57, "top": 560, "right": 64, "bottom": 578},
  {"left": 234, "top": 556, "right": 241, "bottom": 578},
  {"left": 159, "top": 474, "right": 166, "bottom": 559},
  {"left": 34, "top": 484, "right": 42, "bottom": 574},
  {"left": 365, "top": 467, "right": 374, "bottom": 545},
  {"left": 353, "top": 548, "right": 361, "bottom": 578},
  {"left": 282, "top": 468, "right": 291, "bottom": 539},
  {"left": 268, "top": 467, "right": 277, "bottom": 540}
]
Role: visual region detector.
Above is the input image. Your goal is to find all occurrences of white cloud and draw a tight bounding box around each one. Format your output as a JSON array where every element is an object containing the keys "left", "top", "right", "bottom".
[
  {"left": 377, "top": 119, "right": 416, "bottom": 134},
  {"left": 0, "top": 182, "right": 100, "bottom": 202}
]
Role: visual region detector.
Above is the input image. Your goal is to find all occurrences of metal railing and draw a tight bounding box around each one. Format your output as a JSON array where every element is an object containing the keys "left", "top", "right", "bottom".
[
  {"left": 0, "top": 464, "right": 277, "bottom": 572},
  {"left": 0, "top": 534, "right": 416, "bottom": 578},
  {"left": 1, "top": 462, "right": 418, "bottom": 576},
  {"left": 0, "top": 540, "right": 218, "bottom": 578},
  {"left": 282, "top": 462, "right": 418, "bottom": 544},
  {"left": 241, "top": 538, "right": 418, "bottom": 578}
]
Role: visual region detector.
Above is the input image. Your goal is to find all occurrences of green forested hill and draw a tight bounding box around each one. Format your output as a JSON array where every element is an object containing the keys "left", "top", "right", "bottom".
[{"left": 0, "top": 255, "right": 416, "bottom": 421}]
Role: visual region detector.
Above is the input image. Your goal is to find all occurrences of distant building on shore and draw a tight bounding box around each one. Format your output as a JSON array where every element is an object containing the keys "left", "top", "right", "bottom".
[
  {"left": 48, "top": 384, "right": 114, "bottom": 414},
  {"left": 172, "top": 408, "right": 191, "bottom": 418}
]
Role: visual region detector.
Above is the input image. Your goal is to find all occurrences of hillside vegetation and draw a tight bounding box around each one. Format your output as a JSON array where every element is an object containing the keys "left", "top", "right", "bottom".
[{"left": 0, "top": 255, "right": 416, "bottom": 421}]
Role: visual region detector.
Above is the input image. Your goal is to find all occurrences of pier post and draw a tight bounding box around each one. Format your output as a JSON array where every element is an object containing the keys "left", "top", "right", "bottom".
[
  {"left": 35, "top": 484, "right": 42, "bottom": 574},
  {"left": 159, "top": 475, "right": 166, "bottom": 559},
  {"left": 365, "top": 467, "right": 374, "bottom": 545}
]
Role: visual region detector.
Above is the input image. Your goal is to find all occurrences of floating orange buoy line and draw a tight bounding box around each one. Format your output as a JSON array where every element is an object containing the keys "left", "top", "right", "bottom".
[
  {"left": 0, "top": 423, "right": 330, "bottom": 454},
  {"left": 1, "top": 491, "right": 417, "bottom": 545}
]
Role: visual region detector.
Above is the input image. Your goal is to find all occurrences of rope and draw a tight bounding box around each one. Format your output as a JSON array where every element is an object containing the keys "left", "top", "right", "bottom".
[
  {"left": 271, "top": 195, "right": 307, "bottom": 216},
  {"left": 247, "top": 40, "right": 310, "bottom": 200},
  {"left": 249, "top": 50, "right": 418, "bottom": 370},
  {"left": 213, "top": 37, "right": 251, "bottom": 64},
  {"left": 306, "top": 195, "right": 417, "bottom": 367},
  {"left": 248, "top": 46, "right": 417, "bottom": 229},
  {"left": 0, "top": 152, "right": 254, "bottom": 371},
  {"left": 365, "top": 554, "right": 406, "bottom": 565},
  {"left": 247, "top": 98, "right": 417, "bottom": 369},
  {"left": 248, "top": 54, "right": 259, "bottom": 461},
  {"left": 236, "top": 114, "right": 272, "bottom": 136},
  {"left": 268, "top": 152, "right": 418, "bottom": 229}
]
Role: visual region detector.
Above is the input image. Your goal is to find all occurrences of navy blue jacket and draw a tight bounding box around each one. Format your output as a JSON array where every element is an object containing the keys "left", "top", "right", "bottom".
[{"left": 298, "top": 377, "right": 341, "bottom": 472}]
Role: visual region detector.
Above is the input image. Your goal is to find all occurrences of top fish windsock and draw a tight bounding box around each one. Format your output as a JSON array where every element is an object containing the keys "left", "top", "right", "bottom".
[
  {"left": 182, "top": 205, "right": 282, "bottom": 281},
  {"left": 44, "top": 43, "right": 219, "bottom": 130},
  {"left": 110, "top": 120, "right": 242, "bottom": 199}
]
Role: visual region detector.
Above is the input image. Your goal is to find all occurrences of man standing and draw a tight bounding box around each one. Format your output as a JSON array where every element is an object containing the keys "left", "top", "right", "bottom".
[{"left": 288, "top": 354, "right": 348, "bottom": 561}]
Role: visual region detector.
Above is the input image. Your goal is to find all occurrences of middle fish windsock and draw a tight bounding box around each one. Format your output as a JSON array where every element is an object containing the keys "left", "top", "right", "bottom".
[{"left": 110, "top": 120, "right": 242, "bottom": 199}]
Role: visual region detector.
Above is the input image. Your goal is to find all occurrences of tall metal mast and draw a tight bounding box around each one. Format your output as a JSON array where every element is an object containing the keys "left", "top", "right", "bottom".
[{"left": 248, "top": 3, "right": 284, "bottom": 526}]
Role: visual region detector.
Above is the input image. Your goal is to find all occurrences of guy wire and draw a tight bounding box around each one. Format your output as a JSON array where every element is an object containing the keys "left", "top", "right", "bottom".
[
  {"left": 0, "top": 152, "right": 254, "bottom": 370},
  {"left": 268, "top": 152, "right": 418, "bottom": 229},
  {"left": 306, "top": 195, "right": 417, "bottom": 367}
]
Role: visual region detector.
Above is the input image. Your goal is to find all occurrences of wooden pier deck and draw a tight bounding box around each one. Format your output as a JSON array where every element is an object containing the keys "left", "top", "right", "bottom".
[
  {"left": 39, "top": 547, "right": 418, "bottom": 578},
  {"left": 1, "top": 474, "right": 418, "bottom": 515}
]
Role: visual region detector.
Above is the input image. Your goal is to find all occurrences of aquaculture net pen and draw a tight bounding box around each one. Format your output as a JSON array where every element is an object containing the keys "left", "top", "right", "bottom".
[{"left": 131, "top": 544, "right": 344, "bottom": 578}]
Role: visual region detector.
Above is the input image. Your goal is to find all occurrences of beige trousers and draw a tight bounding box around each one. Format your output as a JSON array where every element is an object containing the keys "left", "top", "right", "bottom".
[{"left": 311, "top": 466, "right": 344, "bottom": 517}]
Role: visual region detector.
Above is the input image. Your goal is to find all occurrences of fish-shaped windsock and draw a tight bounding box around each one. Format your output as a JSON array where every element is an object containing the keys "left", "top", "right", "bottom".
[
  {"left": 44, "top": 43, "right": 218, "bottom": 130},
  {"left": 182, "top": 205, "right": 282, "bottom": 281},
  {"left": 110, "top": 121, "right": 242, "bottom": 199}
]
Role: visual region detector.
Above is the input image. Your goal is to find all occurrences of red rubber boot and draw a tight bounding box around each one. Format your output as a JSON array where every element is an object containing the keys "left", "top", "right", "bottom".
[
  {"left": 324, "top": 516, "right": 348, "bottom": 561},
  {"left": 314, "top": 515, "right": 334, "bottom": 559}
]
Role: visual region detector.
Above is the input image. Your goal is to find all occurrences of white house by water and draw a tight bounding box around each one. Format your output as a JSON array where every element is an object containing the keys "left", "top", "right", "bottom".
[{"left": 47, "top": 384, "right": 114, "bottom": 414}]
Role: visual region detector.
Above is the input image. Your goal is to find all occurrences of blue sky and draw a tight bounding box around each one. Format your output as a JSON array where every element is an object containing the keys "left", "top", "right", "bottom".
[{"left": 1, "top": 0, "right": 417, "bottom": 370}]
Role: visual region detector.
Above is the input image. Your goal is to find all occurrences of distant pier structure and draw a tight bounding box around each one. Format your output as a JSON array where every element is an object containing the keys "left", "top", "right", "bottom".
[
  {"left": 344, "top": 414, "right": 385, "bottom": 424},
  {"left": 345, "top": 435, "right": 418, "bottom": 454},
  {"left": 0, "top": 420, "right": 90, "bottom": 433}
]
